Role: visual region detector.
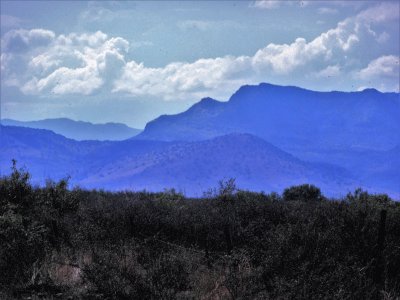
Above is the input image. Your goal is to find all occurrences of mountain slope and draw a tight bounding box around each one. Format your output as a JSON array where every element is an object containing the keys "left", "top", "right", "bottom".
[
  {"left": 2, "top": 83, "right": 399, "bottom": 198},
  {"left": 137, "top": 83, "right": 400, "bottom": 152},
  {"left": 1, "top": 118, "right": 141, "bottom": 141},
  {"left": 82, "top": 133, "right": 356, "bottom": 196},
  {"left": 0, "top": 125, "right": 365, "bottom": 197},
  {"left": 135, "top": 83, "right": 400, "bottom": 195},
  {"left": 0, "top": 125, "right": 100, "bottom": 181},
  {"left": 0, "top": 125, "right": 167, "bottom": 183}
]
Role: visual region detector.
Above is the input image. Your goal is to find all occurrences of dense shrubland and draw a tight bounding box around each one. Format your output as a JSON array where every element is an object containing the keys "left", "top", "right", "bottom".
[{"left": 1, "top": 162, "right": 399, "bottom": 299}]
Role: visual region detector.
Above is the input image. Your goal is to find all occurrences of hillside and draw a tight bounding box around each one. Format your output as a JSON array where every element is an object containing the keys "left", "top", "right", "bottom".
[
  {"left": 135, "top": 83, "right": 400, "bottom": 196},
  {"left": 0, "top": 125, "right": 167, "bottom": 183},
  {"left": 1, "top": 118, "right": 141, "bottom": 141},
  {"left": 82, "top": 133, "right": 355, "bottom": 196},
  {"left": 0, "top": 125, "right": 363, "bottom": 197}
]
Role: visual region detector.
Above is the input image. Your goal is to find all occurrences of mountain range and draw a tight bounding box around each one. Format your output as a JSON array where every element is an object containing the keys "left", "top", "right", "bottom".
[
  {"left": 0, "top": 118, "right": 141, "bottom": 141},
  {"left": 138, "top": 83, "right": 400, "bottom": 152},
  {"left": 0, "top": 125, "right": 358, "bottom": 197},
  {"left": 1, "top": 83, "right": 399, "bottom": 198}
]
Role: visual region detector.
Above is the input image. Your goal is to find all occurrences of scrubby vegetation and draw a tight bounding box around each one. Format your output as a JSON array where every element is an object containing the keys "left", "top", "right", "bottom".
[{"left": 1, "top": 162, "right": 399, "bottom": 299}]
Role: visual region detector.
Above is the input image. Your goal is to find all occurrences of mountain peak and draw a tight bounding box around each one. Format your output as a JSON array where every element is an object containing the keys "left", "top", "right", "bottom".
[
  {"left": 184, "top": 97, "right": 224, "bottom": 115},
  {"left": 138, "top": 82, "right": 400, "bottom": 151},
  {"left": 229, "top": 82, "right": 308, "bottom": 102},
  {"left": 361, "top": 88, "right": 381, "bottom": 94},
  {"left": 192, "top": 97, "right": 220, "bottom": 108}
]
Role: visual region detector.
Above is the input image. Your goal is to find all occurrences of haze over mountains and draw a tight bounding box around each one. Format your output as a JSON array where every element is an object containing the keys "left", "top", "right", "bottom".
[
  {"left": 1, "top": 83, "right": 399, "bottom": 198},
  {"left": 0, "top": 118, "right": 141, "bottom": 141}
]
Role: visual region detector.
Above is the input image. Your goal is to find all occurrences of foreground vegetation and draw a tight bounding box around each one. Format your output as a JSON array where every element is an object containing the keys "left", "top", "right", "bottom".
[{"left": 1, "top": 162, "right": 399, "bottom": 299}]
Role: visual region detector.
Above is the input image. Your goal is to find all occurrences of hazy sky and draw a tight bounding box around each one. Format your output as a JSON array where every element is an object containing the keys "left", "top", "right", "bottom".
[{"left": 1, "top": 1, "right": 399, "bottom": 128}]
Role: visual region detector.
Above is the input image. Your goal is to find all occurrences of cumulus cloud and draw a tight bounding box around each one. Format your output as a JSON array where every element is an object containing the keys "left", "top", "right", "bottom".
[
  {"left": 2, "top": 29, "right": 129, "bottom": 95},
  {"left": 1, "top": 2, "right": 399, "bottom": 99},
  {"left": 115, "top": 4, "right": 383, "bottom": 99},
  {"left": 250, "top": 26, "right": 357, "bottom": 75},
  {"left": 315, "top": 65, "right": 341, "bottom": 77},
  {"left": 116, "top": 2, "right": 398, "bottom": 98},
  {"left": 358, "top": 55, "right": 399, "bottom": 80},
  {"left": 113, "top": 56, "right": 253, "bottom": 100},
  {"left": 2, "top": 29, "right": 55, "bottom": 53}
]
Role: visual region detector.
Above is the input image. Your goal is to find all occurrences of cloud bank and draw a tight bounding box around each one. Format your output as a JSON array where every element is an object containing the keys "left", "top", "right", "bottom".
[{"left": 1, "top": 2, "right": 399, "bottom": 101}]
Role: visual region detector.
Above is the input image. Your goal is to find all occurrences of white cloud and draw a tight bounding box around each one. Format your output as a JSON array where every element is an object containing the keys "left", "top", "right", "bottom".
[
  {"left": 115, "top": 12, "right": 364, "bottom": 99},
  {"left": 79, "top": 1, "right": 129, "bottom": 23},
  {"left": 113, "top": 55, "right": 253, "bottom": 100},
  {"left": 356, "top": 2, "right": 399, "bottom": 23},
  {"left": 2, "top": 29, "right": 129, "bottom": 95},
  {"left": 252, "top": 38, "right": 318, "bottom": 74},
  {"left": 358, "top": 55, "right": 399, "bottom": 80},
  {"left": 357, "top": 86, "right": 368, "bottom": 91},
  {"left": 1, "top": 2, "right": 399, "bottom": 99},
  {"left": 251, "top": 10, "right": 366, "bottom": 74},
  {"left": 315, "top": 65, "right": 341, "bottom": 77},
  {"left": 250, "top": 0, "right": 313, "bottom": 9},
  {"left": 22, "top": 67, "right": 103, "bottom": 95},
  {"left": 115, "top": 3, "right": 398, "bottom": 98},
  {"left": 2, "top": 29, "right": 55, "bottom": 52},
  {"left": 1, "top": 53, "right": 10, "bottom": 72},
  {"left": 251, "top": 1, "right": 282, "bottom": 9}
]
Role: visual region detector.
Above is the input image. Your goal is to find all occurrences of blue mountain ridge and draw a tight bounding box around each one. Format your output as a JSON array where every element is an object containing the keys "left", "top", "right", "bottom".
[
  {"left": 138, "top": 83, "right": 400, "bottom": 152},
  {"left": 1, "top": 83, "right": 399, "bottom": 198},
  {"left": 0, "top": 124, "right": 397, "bottom": 198},
  {"left": 0, "top": 118, "right": 142, "bottom": 141}
]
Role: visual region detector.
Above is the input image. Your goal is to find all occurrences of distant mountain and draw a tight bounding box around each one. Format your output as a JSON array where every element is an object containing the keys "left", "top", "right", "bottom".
[
  {"left": 137, "top": 83, "right": 400, "bottom": 152},
  {"left": 0, "top": 118, "right": 141, "bottom": 141},
  {"left": 135, "top": 83, "right": 400, "bottom": 196},
  {"left": 81, "top": 133, "right": 357, "bottom": 197},
  {"left": 0, "top": 125, "right": 100, "bottom": 181},
  {"left": 1, "top": 83, "right": 399, "bottom": 198},
  {"left": 0, "top": 125, "right": 370, "bottom": 197},
  {"left": 0, "top": 125, "right": 167, "bottom": 183}
]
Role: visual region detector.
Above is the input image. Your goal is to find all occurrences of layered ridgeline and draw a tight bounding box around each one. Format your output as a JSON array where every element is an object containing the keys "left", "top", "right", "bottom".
[
  {"left": 0, "top": 118, "right": 141, "bottom": 141},
  {"left": 136, "top": 83, "right": 400, "bottom": 196},
  {"left": 138, "top": 83, "right": 400, "bottom": 151},
  {"left": 0, "top": 125, "right": 355, "bottom": 197},
  {"left": 1, "top": 83, "right": 399, "bottom": 197}
]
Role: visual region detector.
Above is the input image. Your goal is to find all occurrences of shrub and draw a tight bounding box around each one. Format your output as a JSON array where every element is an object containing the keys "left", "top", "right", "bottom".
[{"left": 282, "top": 184, "right": 324, "bottom": 202}]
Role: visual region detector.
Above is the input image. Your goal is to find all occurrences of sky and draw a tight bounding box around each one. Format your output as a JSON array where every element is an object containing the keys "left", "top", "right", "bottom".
[{"left": 1, "top": 0, "right": 399, "bottom": 128}]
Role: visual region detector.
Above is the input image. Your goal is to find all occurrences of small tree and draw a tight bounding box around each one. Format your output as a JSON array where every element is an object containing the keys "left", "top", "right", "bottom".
[{"left": 282, "top": 184, "right": 324, "bottom": 202}]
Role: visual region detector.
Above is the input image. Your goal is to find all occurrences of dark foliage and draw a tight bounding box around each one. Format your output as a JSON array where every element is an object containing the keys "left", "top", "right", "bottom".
[
  {"left": 1, "top": 163, "right": 399, "bottom": 299},
  {"left": 282, "top": 184, "right": 324, "bottom": 202}
]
